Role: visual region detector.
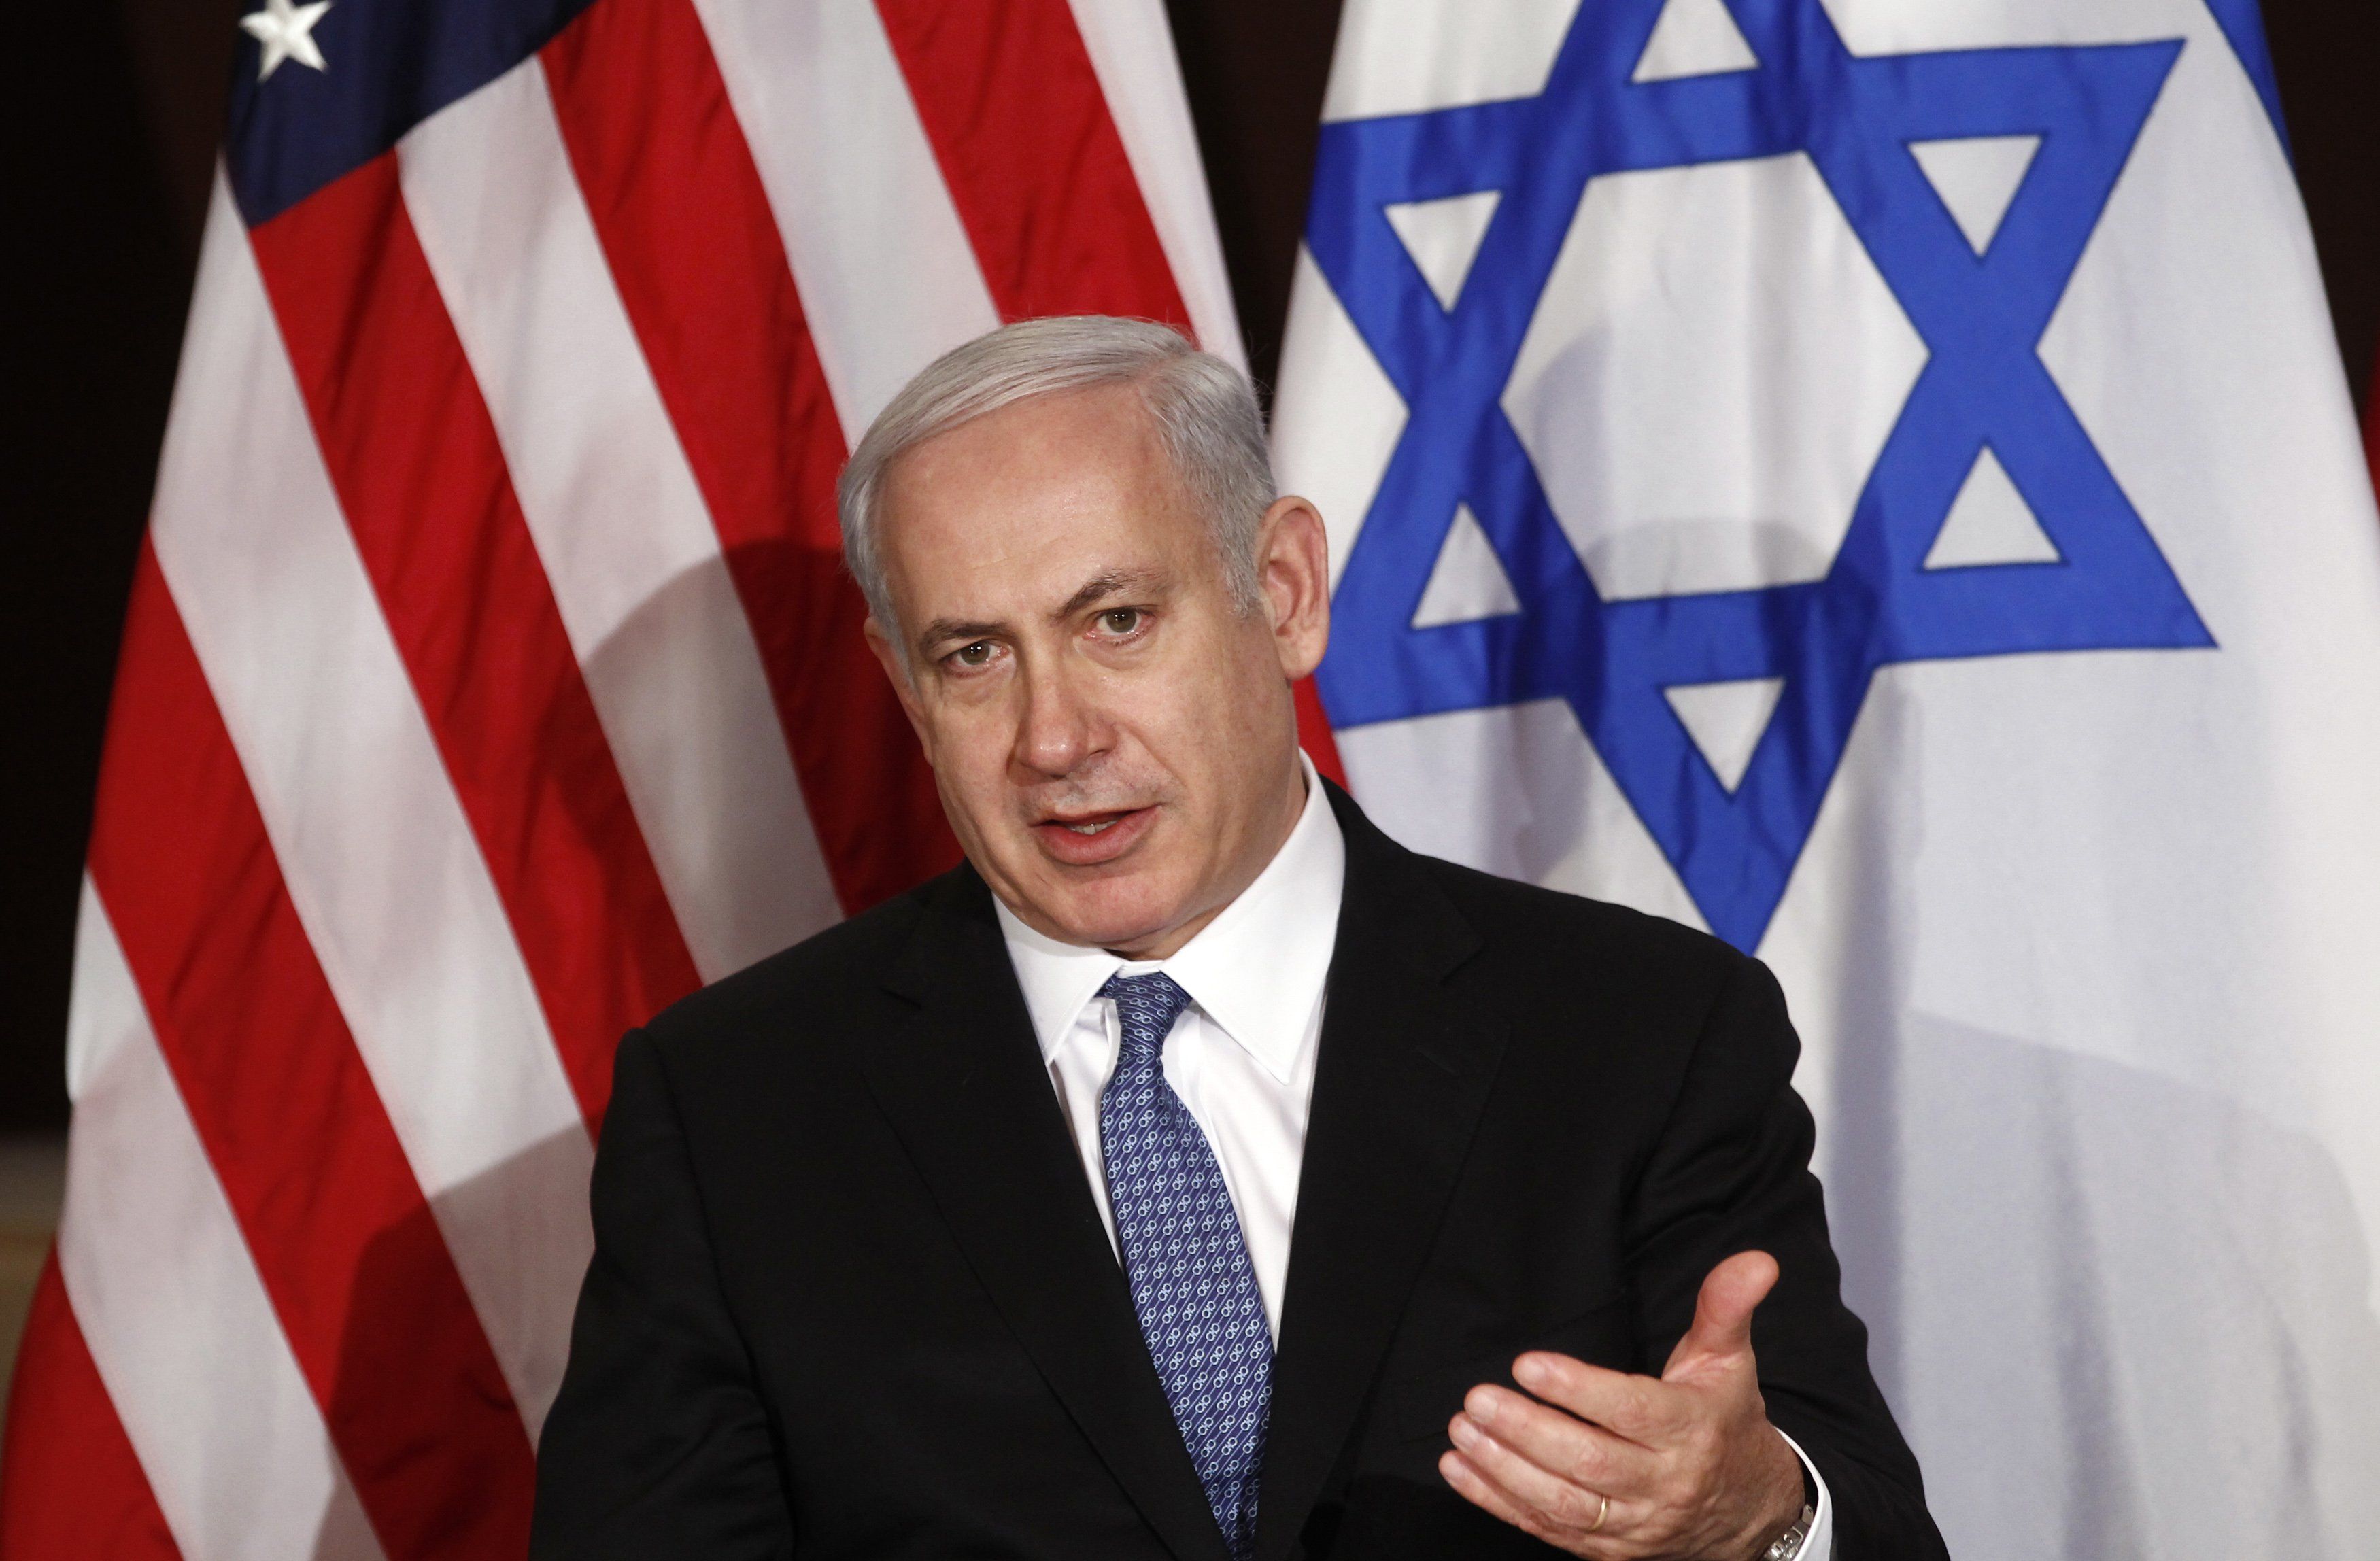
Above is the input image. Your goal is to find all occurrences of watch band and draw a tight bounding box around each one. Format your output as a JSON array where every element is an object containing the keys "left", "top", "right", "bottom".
[{"left": 1761, "top": 1502, "right": 1818, "bottom": 1561}]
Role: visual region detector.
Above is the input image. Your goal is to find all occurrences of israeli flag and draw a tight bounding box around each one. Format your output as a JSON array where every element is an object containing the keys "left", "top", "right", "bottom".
[{"left": 1274, "top": 1, "right": 2380, "bottom": 1554}]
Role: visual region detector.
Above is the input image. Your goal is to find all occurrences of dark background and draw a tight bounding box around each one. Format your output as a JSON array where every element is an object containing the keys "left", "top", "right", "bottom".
[{"left": 3, "top": 2, "right": 2372, "bottom": 1131}]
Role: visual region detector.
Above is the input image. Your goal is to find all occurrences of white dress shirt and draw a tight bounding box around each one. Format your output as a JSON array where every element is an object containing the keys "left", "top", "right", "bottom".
[{"left": 996, "top": 753, "right": 1833, "bottom": 1558}]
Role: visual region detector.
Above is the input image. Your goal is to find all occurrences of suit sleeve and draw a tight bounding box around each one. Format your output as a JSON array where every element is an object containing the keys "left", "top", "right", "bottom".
[
  {"left": 531, "top": 1029, "right": 795, "bottom": 1560},
  {"left": 1620, "top": 952, "right": 1948, "bottom": 1561}
]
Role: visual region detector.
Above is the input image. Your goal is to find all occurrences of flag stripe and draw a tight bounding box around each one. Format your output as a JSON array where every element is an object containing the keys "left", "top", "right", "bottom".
[
  {"left": 1294, "top": 680, "right": 1349, "bottom": 786},
  {"left": 10, "top": 10, "right": 1285, "bottom": 1547},
  {"left": 864, "top": 0, "right": 1341, "bottom": 776},
  {"left": 540, "top": 0, "right": 957, "bottom": 912},
  {"left": 88, "top": 547, "right": 534, "bottom": 1561},
  {"left": 875, "top": 0, "right": 1191, "bottom": 332},
  {"left": 396, "top": 58, "right": 842, "bottom": 977},
  {"left": 690, "top": 0, "right": 1001, "bottom": 441},
  {"left": 246, "top": 154, "right": 698, "bottom": 1126},
  {"left": 2364, "top": 354, "right": 2377, "bottom": 486},
  {"left": 1061, "top": 0, "right": 1248, "bottom": 367},
  {"left": 152, "top": 172, "right": 591, "bottom": 1437},
  {"left": 52, "top": 876, "right": 382, "bottom": 1561},
  {"left": 0, "top": 1260, "right": 182, "bottom": 1561}
]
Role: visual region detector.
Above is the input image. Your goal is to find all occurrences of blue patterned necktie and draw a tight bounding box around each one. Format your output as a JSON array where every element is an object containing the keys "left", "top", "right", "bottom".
[{"left": 1098, "top": 971, "right": 1272, "bottom": 1560}]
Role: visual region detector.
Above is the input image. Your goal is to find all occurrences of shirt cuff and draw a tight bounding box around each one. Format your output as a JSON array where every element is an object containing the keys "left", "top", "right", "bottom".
[{"left": 1772, "top": 1428, "right": 1833, "bottom": 1561}]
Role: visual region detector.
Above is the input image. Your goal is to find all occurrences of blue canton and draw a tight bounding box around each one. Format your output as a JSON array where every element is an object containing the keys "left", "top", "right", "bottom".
[
  {"left": 1098, "top": 972, "right": 1271, "bottom": 1560},
  {"left": 224, "top": 0, "right": 600, "bottom": 224},
  {"left": 1309, "top": 0, "right": 2215, "bottom": 952}
]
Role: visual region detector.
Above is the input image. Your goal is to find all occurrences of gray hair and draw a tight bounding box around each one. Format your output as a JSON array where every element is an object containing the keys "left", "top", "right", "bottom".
[{"left": 837, "top": 317, "right": 1276, "bottom": 643}]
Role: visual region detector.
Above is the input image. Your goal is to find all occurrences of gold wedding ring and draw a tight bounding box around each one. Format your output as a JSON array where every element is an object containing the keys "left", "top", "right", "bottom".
[{"left": 1588, "top": 1493, "right": 1610, "bottom": 1534}]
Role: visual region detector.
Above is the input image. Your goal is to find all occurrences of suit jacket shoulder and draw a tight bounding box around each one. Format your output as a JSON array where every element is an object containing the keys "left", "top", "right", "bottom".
[
  {"left": 635, "top": 871, "right": 939, "bottom": 1073},
  {"left": 1410, "top": 848, "right": 1774, "bottom": 1044}
]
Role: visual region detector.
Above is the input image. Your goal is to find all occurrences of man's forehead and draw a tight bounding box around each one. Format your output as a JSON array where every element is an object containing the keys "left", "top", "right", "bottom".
[
  {"left": 888, "top": 381, "right": 1162, "bottom": 496},
  {"left": 891, "top": 500, "right": 1177, "bottom": 591},
  {"left": 881, "top": 404, "right": 1199, "bottom": 584}
]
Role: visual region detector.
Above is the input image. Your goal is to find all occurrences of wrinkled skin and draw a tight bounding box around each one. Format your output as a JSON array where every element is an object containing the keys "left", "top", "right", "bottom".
[{"left": 864, "top": 381, "right": 1328, "bottom": 959}]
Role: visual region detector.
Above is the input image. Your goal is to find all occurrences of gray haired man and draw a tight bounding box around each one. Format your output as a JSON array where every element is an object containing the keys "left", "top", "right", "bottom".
[{"left": 531, "top": 318, "right": 1943, "bottom": 1561}]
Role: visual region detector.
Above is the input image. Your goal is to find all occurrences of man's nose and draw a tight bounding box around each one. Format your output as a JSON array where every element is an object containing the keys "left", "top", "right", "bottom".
[{"left": 1010, "top": 657, "right": 1107, "bottom": 778}]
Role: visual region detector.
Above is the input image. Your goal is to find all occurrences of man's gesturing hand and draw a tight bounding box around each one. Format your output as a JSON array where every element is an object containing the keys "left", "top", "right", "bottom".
[{"left": 1438, "top": 1252, "right": 1809, "bottom": 1560}]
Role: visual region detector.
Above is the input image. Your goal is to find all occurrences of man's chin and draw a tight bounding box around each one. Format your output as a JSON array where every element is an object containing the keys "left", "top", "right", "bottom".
[{"left": 1009, "top": 870, "right": 1191, "bottom": 955}]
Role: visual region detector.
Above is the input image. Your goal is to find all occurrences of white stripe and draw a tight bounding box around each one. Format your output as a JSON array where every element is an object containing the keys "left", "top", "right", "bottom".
[
  {"left": 1270, "top": 244, "right": 1411, "bottom": 586},
  {"left": 1320, "top": 0, "right": 1576, "bottom": 122},
  {"left": 398, "top": 59, "right": 840, "bottom": 976},
  {"left": 1064, "top": 0, "right": 1248, "bottom": 369},
  {"left": 58, "top": 878, "right": 386, "bottom": 1561},
  {"left": 691, "top": 0, "right": 1001, "bottom": 443},
  {"left": 148, "top": 171, "right": 591, "bottom": 1436}
]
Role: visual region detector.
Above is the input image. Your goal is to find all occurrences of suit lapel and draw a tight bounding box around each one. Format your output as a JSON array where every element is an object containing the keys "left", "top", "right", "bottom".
[
  {"left": 857, "top": 868, "right": 1231, "bottom": 1561},
  {"left": 1257, "top": 791, "right": 1510, "bottom": 1561}
]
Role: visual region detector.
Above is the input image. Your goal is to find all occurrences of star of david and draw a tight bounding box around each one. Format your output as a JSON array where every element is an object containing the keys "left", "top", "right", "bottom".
[{"left": 1310, "top": 0, "right": 2214, "bottom": 951}]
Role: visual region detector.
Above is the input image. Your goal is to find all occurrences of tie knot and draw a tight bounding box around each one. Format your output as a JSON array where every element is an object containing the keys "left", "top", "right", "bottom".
[{"left": 1100, "top": 971, "right": 1194, "bottom": 1059}]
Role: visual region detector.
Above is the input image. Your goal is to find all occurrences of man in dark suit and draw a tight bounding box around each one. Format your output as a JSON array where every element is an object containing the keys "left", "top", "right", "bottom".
[{"left": 531, "top": 318, "right": 1946, "bottom": 1560}]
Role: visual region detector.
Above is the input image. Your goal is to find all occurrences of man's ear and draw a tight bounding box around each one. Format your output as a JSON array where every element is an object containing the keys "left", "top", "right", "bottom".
[
  {"left": 1257, "top": 495, "right": 1331, "bottom": 682},
  {"left": 863, "top": 616, "right": 934, "bottom": 752}
]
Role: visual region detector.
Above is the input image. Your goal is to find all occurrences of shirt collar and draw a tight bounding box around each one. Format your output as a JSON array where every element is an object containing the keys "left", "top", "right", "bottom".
[{"left": 997, "top": 753, "right": 1346, "bottom": 1083}]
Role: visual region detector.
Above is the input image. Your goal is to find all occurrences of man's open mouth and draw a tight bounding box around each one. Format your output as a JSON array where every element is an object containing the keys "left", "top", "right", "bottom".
[
  {"left": 1046, "top": 810, "right": 1131, "bottom": 835},
  {"left": 1030, "top": 805, "right": 1156, "bottom": 863}
]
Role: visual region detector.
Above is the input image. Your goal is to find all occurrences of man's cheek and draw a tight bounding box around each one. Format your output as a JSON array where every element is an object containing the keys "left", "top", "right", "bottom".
[{"left": 934, "top": 693, "right": 1008, "bottom": 757}]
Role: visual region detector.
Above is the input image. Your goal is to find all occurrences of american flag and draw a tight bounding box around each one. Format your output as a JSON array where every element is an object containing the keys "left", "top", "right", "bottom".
[{"left": 0, "top": 2, "right": 1336, "bottom": 1555}]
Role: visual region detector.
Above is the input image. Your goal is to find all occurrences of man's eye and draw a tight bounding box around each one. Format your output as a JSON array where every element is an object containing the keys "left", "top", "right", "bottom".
[
  {"left": 1100, "top": 608, "right": 1142, "bottom": 635},
  {"left": 953, "top": 642, "right": 995, "bottom": 668}
]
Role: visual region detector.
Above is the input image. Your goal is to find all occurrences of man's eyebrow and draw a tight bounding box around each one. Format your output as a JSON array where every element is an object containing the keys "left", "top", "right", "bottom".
[
  {"left": 1057, "top": 568, "right": 1166, "bottom": 619},
  {"left": 917, "top": 617, "right": 1006, "bottom": 651},
  {"left": 913, "top": 570, "right": 1168, "bottom": 653}
]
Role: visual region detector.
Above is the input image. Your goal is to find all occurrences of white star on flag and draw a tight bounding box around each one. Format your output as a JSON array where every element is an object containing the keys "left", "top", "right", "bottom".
[{"left": 239, "top": 0, "right": 330, "bottom": 82}]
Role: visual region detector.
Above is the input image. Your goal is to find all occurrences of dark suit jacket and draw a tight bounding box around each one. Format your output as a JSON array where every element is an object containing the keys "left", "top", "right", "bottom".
[{"left": 532, "top": 786, "right": 1945, "bottom": 1560}]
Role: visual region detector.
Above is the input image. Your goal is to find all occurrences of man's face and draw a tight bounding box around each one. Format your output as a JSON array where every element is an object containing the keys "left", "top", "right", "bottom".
[{"left": 865, "top": 383, "right": 1329, "bottom": 957}]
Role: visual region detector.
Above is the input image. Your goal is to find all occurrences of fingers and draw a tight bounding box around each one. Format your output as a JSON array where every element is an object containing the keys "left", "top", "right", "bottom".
[
  {"left": 1440, "top": 1438, "right": 1624, "bottom": 1554},
  {"left": 1663, "top": 1250, "right": 1778, "bottom": 1380},
  {"left": 1506, "top": 1351, "right": 1688, "bottom": 1446},
  {"left": 1439, "top": 1446, "right": 1580, "bottom": 1549},
  {"left": 1442, "top": 1283, "right": 1799, "bottom": 1560},
  {"left": 1455, "top": 1384, "right": 1661, "bottom": 1492}
]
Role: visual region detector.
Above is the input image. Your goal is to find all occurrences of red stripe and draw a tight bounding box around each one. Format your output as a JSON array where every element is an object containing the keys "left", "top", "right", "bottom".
[
  {"left": 541, "top": 0, "right": 959, "bottom": 912},
  {"left": 875, "top": 0, "right": 1194, "bottom": 334},
  {"left": 2364, "top": 351, "right": 2377, "bottom": 492},
  {"left": 0, "top": 1254, "right": 182, "bottom": 1560},
  {"left": 1295, "top": 678, "right": 1348, "bottom": 787},
  {"left": 876, "top": 0, "right": 1345, "bottom": 780},
  {"left": 84, "top": 547, "right": 535, "bottom": 1561},
  {"left": 247, "top": 156, "right": 700, "bottom": 1122}
]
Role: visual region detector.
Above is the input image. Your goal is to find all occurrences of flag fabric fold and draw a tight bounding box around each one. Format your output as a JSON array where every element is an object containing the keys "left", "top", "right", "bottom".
[
  {"left": 0, "top": 2, "right": 1252, "bottom": 1555},
  {"left": 1276, "top": 2, "right": 2380, "bottom": 1557}
]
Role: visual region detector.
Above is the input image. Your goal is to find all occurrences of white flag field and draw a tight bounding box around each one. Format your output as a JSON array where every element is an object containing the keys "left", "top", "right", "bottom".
[{"left": 1274, "top": 1, "right": 2380, "bottom": 1556}]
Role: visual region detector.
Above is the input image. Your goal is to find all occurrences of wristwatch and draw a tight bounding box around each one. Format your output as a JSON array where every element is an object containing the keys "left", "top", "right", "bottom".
[{"left": 1760, "top": 1503, "right": 1818, "bottom": 1561}]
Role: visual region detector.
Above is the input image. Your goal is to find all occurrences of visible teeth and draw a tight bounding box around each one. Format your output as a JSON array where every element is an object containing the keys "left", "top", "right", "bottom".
[{"left": 1062, "top": 818, "right": 1117, "bottom": 835}]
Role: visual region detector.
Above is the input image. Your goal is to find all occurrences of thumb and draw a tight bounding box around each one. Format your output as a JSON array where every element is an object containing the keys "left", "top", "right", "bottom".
[{"left": 1662, "top": 1250, "right": 1778, "bottom": 1382}]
